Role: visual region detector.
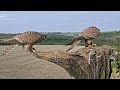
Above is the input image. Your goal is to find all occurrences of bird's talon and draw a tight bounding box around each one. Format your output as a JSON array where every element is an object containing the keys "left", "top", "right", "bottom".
[{"left": 31, "top": 48, "right": 38, "bottom": 55}]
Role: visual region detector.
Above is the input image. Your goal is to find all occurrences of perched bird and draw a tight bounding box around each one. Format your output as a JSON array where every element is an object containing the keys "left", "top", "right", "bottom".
[
  {"left": 65, "top": 26, "right": 101, "bottom": 52},
  {"left": 1, "top": 31, "right": 46, "bottom": 56}
]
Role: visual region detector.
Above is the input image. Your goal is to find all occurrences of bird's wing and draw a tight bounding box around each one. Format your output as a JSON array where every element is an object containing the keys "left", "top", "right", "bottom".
[
  {"left": 65, "top": 36, "right": 82, "bottom": 52},
  {"left": 65, "top": 36, "right": 83, "bottom": 46},
  {"left": 65, "top": 38, "right": 77, "bottom": 46},
  {"left": 66, "top": 39, "right": 81, "bottom": 52},
  {"left": 4, "top": 39, "right": 20, "bottom": 44}
]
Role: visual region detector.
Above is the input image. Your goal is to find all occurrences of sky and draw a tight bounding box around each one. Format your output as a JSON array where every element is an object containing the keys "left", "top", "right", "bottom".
[{"left": 0, "top": 11, "right": 120, "bottom": 33}]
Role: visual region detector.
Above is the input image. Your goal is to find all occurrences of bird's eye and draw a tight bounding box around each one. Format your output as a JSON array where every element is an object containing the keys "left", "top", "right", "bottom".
[{"left": 43, "top": 35, "right": 46, "bottom": 40}]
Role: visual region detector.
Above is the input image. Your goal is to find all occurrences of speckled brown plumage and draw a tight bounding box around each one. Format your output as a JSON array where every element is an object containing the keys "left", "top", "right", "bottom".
[
  {"left": 2, "top": 31, "right": 46, "bottom": 56},
  {"left": 66, "top": 26, "right": 101, "bottom": 52}
]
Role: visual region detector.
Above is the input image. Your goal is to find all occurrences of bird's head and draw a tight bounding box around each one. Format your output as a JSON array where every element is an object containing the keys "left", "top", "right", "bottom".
[{"left": 42, "top": 34, "right": 47, "bottom": 40}]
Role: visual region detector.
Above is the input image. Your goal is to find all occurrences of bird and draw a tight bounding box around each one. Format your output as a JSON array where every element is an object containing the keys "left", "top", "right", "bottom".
[
  {"left": 65, "top": 26, "right": 101, "bottom": 52},
  {"left": 1, "top": 31, "right": 46, "bottom": 56}
]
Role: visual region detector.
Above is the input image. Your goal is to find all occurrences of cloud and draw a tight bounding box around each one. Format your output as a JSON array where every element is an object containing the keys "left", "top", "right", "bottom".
[
  {"left": 32, "top": 23, "right": 73, "bottom": 28},
  {"left": 3, "top": 18, "right": 16, "bottom": 20},
  {"left": 0, "top": 15, "right": 7, "bottom": 19},
  {"left": 0, "top": 15, "right": 16, "bottom": 21}
]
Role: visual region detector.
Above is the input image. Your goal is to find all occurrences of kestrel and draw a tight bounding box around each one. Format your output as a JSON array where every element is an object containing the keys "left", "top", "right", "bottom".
[
  {"left": 65, "top": 26, "right": 100, "bottom": 52},
  {"left": 2, "top": 31, "right": 46, "bottom": 56}
]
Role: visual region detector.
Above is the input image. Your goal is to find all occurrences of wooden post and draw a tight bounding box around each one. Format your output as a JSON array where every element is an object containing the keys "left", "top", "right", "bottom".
[{"left": 31, "top": 45, "right": 116, "bottom": 79}]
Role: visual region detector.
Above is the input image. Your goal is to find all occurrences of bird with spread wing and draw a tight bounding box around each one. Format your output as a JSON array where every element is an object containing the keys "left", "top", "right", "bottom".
[
  {"left": 1, "top": 31, "right": 46, "bottom": 56},
  {"left": 65, "top": 26, "right": 101, "bottom": 52}
]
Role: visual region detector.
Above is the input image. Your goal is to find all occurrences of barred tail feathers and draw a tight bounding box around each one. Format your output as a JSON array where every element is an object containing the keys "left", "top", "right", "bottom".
[
  {"left": 4, "top": 39, "right": 20, "bottom": 45},
  {"left": 0, "top": 44, "right": 19, "bottom": 57},
  {"left": 65, "top": 37, "right": 78, "bottom": 46},
  {"left": 66, "top": 39, "right": 81, "bottom": 52}
]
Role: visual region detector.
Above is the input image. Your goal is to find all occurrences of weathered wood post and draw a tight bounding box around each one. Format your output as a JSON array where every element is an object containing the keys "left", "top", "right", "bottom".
[{"left": 31, "top": 45, "right": 116, "bottom": 79}]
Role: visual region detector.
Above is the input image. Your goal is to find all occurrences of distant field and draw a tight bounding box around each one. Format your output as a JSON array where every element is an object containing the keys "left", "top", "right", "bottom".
[
  {"left": 0, "top": 31, "right": 120, "bottom": 46},
  {"left": 0, "top": 45, "right": 84, "bottom": 79},
  {"left": 0, "top": 34, "right": 18, "bottom": 39}
]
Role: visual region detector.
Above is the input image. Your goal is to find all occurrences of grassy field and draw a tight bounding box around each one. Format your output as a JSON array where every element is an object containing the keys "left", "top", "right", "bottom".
[
  {"left": 0, "top": 34, "right": 18, "bottom": 39},
  {"left": 1, "top": 31, "right": 120, "bottom": 46},
  {"left": 0, "top": 45, "right": 84, "bottom": 79}
]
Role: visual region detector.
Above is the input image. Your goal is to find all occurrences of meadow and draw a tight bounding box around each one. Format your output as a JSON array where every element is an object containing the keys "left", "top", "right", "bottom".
[{"left": 1, "top": 31, "right": 120, "bottom": 47}]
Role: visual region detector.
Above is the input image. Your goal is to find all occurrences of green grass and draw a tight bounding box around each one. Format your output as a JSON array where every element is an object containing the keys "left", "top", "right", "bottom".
[
  {"left": 0, "top": 33, "right": 18, "bottom": 39},
  {"left": 0, "top": 31, "right": 120, "bottom": 46}
]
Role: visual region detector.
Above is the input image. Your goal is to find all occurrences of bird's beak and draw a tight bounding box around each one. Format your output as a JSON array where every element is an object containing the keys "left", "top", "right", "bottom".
[{"left": 43, "top": 34, "right": 47, "bottom": 41}]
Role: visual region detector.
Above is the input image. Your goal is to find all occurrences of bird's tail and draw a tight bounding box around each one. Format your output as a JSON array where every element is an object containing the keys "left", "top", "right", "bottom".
[
  {"left": 65, "top": 37, "right": 81, "bottom": 52},
  {"left": 66, "top": 40, "right": 81, "bottom": 52},
  {"left": 0, "top": 39, "right": 20, "bottom": 57},
  {"left": 4, "top": 39, "right": 20, "bottom": 44},
  {"left": 0, "top": 44, "right": 19, "bottom": 57},
  {"left": 66, "top": 37, "right": 77, "bottom": 46},
  {"left": 65, "top": 36, "right": 83, "bottom": 46}
]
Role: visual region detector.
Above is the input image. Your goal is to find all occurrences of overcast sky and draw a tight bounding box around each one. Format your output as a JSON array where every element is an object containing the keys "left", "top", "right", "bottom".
[{"left": 0, "top": 11, "right": 120, "bottom": 33}]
